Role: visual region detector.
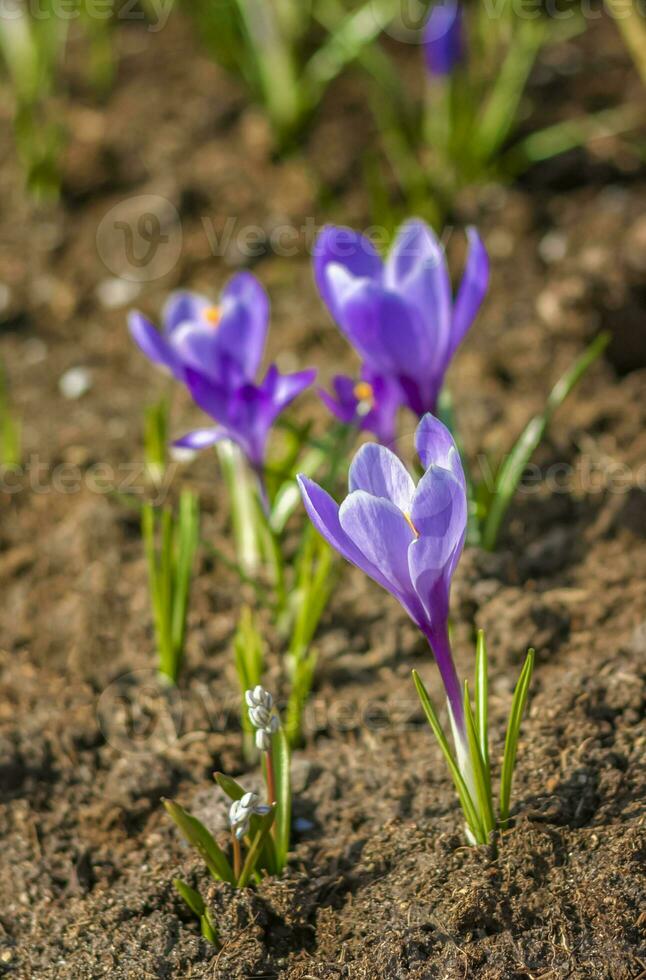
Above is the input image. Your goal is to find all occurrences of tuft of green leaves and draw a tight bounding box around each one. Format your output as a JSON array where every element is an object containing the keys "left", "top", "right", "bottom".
[
  {"left": 413, "top": 630, "right": 534, "bottom": 845},
  {"left": 0, "top": 363, "right": 21, "bottom": 467},
  {"left": 478, "top": 333, "right": 610, "bottom": 550},
  {"left": 142, "top": 490, "right": 200, "bottom": 684}
]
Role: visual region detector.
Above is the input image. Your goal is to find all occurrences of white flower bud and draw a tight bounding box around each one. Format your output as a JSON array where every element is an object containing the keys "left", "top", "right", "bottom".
[
  {"left": 245, "top": 686, "right": 273, "bottom": 711},
  {"left": 245, "top": 686, "right": 280, "bottom": 752},
  {"left": 229, "top": 791, "right": 271, "bottom": 839}
]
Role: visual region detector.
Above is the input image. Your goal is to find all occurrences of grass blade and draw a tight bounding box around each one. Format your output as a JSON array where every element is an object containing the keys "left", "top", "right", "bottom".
[
  {"left": 272, "top": 727, "right": 291, "bottom": 870},
  {"left": 173, "top": 878, "right": 205, "bottom": 918},
  {"left": 237, "top": 808, "right": 276, "bottom": 888},
  {"left": 163, "top": 799, "right": 235, "bottom": 884},
  {"left": 463, "top": 683, "right": 495, "bottom": 837},
  {"left": 412, "top": 671, "right": 486, "bottom": 844},
  {"left": 481, "top": 333, "right": 610, "bottom": 550},
  {"left": 499, "top": 650, "right": 535, "bottom": 827},
  {"left": 474, "top": 630, "right": 489, "bottom": 774}
]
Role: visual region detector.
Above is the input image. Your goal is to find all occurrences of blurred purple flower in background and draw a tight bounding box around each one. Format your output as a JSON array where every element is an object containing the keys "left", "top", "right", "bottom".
[
  {"left": 175, "top": 364, "right": 316, "bottom": 476},
  {"left": 298, "top": 413, "right": 468, "bottom": 742},
  {"left": 313, "top": 219, "right": 489, "bottom": 420},
  {"left": 319, "top": 367, "right": 402, "bottom": 446},
  {"left": 128, "top": 272, "right": 269, "bottom": 386},
  {"left": 129, "top": 270, "right": 316, "bottom": 479},
  {"left": 424, "top": 0, "right": 464, "bottom": 78}
]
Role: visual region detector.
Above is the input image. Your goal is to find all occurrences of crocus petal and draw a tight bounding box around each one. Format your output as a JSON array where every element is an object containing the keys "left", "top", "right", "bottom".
[
  {"left": 339, "top": 491, "right": 421, "bottom": 616},
  {"left": 184, "top": 368, "right": 230, "bottom": 423},
  {"left": 410, "top": 465, "right": 467, "bottom": 557},
  {"left": 407, "top": 465, "right": 467, "bottom": 626},
  {"left": 424, "top": 0, "right": 463, "bottom": 77},
  {"left": 318, "top": 386, "right": 355, "bottom": 425},
  {"left": 415, "top": 413, "right": 466, "bottom": 491},
  {"left": 337, "top": 280, "right": 432, "bottom": 380},
  {"left": 216, "top": 272, "right": 269, "bottom": 380},
  {"left": 163, "top": 291, "right": 210, "bottom": 334},
  {"left": 448, "top": 227, "right": 489, "bottom": 358},
  {"left": 128, "top": 311, "right": 180, "bottom": 377},
  {"left": 348, "top": 443, "right": 415, "bottom": 511},
  {"left": 173, "top": 427, "right": 225, "bottom": 450},
  {"left": 314, "top": 225, "right": 383, "bottom": 322},
  {"left": 267, "top": 367, "right": 317, "bottom": 411},
  {"left": 171, "top": 322, "right": 225, "bottom": 381},
  {"left": 384, "top": 219, "right": 452, "bottom": 376},
  {"left": 298, "top": 477, "right": 395, "bottom": 597}
]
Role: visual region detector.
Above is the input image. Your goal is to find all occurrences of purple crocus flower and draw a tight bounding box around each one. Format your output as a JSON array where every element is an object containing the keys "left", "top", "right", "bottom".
[
  {"left": 313, "top": 218, "right": 489, "bottom": 419},
  {"left": 128, "top": 272, "right": 269, "bottom": 386},
  {"left": 175, "top": 363, "right": 316, "bottom": 478},
  {"left": 298, "top": 413, "right": 470, "bottom": 756},
  {"left": 319, "top": 367, "right": 402, "bottom": 447},
  {"left": 424, "top": 0, "right": 463, "bottom": 78}
]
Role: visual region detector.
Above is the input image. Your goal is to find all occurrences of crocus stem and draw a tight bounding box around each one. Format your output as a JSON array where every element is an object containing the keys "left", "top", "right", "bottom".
[
  {"left": 232, "top": 833, "right": 241, "bottom": 882},
  {"left": 422, "top": 624, "right": 465, "bottom": 736},
  {"left": 217, "top": 442, "right": 261, "bottom": 577},
  {"left": 264, "top": 750, "right": 276, "bottom": 807}
]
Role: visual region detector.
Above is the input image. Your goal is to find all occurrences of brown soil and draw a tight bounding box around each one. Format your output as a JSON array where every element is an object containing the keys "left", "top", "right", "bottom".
[{"left": 0, "top": 11, "right": 645, "bottom": 980}]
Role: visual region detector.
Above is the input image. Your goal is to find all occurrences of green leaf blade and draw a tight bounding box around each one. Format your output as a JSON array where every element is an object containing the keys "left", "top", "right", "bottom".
[
  {"left": 412, "top": 671, "right": 486, "bottom": 845},
  {"left": 272, "top": 727, "right": 291, "bottom": 871},
  {"left": 499, "top": 649, "right": 535, "bottom": 827},
  {"left": 163, "top": 799, "right": 235, "bottom": 885}
]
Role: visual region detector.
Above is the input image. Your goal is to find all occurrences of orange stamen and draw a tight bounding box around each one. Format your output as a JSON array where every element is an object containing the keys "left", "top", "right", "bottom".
[
  {"left": 353, "top": 381, "right": 374, "bottom": 405},
  {"left": 404, "top": 512, "right": 419, "bottom": 538},
  {"left": 203, "top": 306, "right": 222, "bottom": 327}
]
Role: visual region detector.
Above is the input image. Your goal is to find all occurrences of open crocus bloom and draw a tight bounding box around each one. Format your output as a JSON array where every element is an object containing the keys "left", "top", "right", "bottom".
[
  {"left": 175, "top": 364, "right": 316, "bottom": 476},
  {"left": 319, "top": 367, "right": 402, "bottom": 447},
  {"left": 299, "top": 414, "right": 469, "bottom": 750},
  {"left": 128, "top": 271, "right": 269, "bottom": 386},
  {"left": 314, "top": 219, "right": 489, "bottom": 418},
  {"left": 424, "top": 0, "right": 464, "bottom": 77}
]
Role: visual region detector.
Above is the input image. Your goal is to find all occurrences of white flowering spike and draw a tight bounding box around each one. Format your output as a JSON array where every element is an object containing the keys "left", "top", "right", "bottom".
[
  {"left": 245, "top": 686, "right": 273, "bottom": 711},
  {"left": 229, "top": 791, "right": 271, "bottom": 840},
  {"left": 245, "top": 686, "right": 280, "bottom": 752}
]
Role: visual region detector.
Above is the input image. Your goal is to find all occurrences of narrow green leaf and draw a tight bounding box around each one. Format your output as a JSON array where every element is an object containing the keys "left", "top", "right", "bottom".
[
  {"left": 303, "top": 0, "right": 397, "bottom": 105},
  {"left": 499, "top": 650, "right": 535, "bottom": 827},
  {"left": 272, "top": 727, "right": 291, "bottom": 870},
  {"left": 412, "top": 671, "right": 486, "bottom": 844},
  {"left": 213, "top": 772, "right": 246, "bottom": 802},
  {"left": 463, "top": 682, "right": 495, "bottom": 837},
  {"left": 169, "top": 491, "right": 199, "bottom": 674},
  {"left": 173, "top": 878, "right": 205, "bottom": 917},
  {"left": 163, "top": 799, "right": 235, "bottom": 885},
  {"left": 237, "top": 807, "right": 276, "bottom": 888},
  {"left": 270, "top": 445, "right": 327, "bottom": 534},
  {"left": 474, "top": 630, "right": 489, "bottom": 774},
  {"left": 482, "top": 333, "right": 610, "bottom": 550},
  {"left": 200, "top": 911, "right": 219, "bottom": 946}
]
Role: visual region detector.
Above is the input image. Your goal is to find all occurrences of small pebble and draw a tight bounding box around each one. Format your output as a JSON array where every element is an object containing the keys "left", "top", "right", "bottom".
[
  {"left": 0, "top": 282, "right": 11, "bottom": 315},
  {"left": 538, "top": 231, "right": 567, "bottom": 264},
  {"left": 59, "top": 367, "right": 92, "bottom": 400},
  {"left": 96, "top": 278, "right": 142, "bottom": 310}
]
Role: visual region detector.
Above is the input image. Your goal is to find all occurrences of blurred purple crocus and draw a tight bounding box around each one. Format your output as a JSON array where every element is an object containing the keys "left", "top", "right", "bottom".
[
  {"left": 175, "top": 363, "right": 316, "bottom": 478},
  {"left": 319, "top": 367, "right": 402, "bottom": 447},
  {"left": 313, "top": 219, "right": 489, "bottom": 420},
  {"left": 298, "top": 413, "right": 469, "bottom": 751},
  {"left": 128, "top": 272, "right": 269, "bottom": 386},
  {"left": 424, "top": 0, "right": 463, "bottom": 78}
]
